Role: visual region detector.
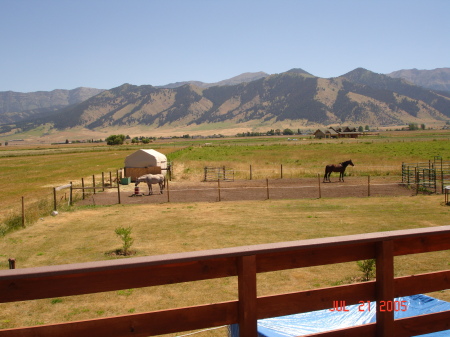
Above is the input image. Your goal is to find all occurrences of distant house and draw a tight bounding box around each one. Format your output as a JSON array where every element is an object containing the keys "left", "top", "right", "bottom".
[{"left": 314, "top": 126, "right": 361, "bottom": 139}]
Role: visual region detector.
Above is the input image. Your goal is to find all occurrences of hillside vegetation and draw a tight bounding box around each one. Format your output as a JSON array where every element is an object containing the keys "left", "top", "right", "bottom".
[{"left": 2, "top": 69, "right": 450, "bottom": 140}]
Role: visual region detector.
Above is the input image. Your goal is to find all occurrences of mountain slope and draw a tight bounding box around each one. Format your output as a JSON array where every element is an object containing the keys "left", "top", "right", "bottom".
[
  {"left": 387, "top": 68, "right": 450, "bottom": 93},
  {"left": 159, "top": 71, "right": 268, "bottom": 89},
  {"left": 0, "top": 87, "right": 104, "bottom": 124},
  {"left": 3, "top": 68, "right": 450, "bottom": 136}
]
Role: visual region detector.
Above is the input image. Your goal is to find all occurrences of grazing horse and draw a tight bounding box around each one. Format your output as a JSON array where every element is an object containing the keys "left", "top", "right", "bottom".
[
  {"left": 135, "top": 174, "right": 165, "bottom": 195},
  {"left": 323, "top": 160, "right": 354, "bottom": 182}
]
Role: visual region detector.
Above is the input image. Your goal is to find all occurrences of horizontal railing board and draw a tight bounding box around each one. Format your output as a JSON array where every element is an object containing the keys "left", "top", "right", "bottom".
[
  {"left": 0, "top": 301, "right": 238, "bottom": 337},
  {"left": 257, "top": 282, "right": 375, "bottom": 319},
  {"left": 0, "top": 257, "right": 238, "bottom": 303},
  {"left": 394, "top": 310, "right": 450, "bottom": 337},
  {"left": 2, "top": 227, "right": 450, "bottom": 303},
  {"left": 394, "top": 270, "right": 450, "bottom": 296},
  {"left": 3, "top": 226, "right": 450, "bottom": 280}
]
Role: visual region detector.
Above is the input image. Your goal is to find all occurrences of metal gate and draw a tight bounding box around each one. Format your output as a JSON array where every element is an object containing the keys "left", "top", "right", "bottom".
[{"left": 204, "top": 166, "right": 234, "bottom": 182}]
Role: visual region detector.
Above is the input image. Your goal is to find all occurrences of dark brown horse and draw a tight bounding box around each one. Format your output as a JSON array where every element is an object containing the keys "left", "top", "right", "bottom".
[{"left": 323, "top": 160, "right": 354, "bottom": 182}]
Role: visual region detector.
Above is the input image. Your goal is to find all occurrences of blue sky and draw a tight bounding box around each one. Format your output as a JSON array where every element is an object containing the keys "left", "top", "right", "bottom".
[{"left": 1, "top": 0, "right": 449, "bottom": 92}]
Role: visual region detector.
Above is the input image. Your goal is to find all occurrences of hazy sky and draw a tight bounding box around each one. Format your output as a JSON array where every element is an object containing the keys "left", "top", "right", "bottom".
[{"left": 2, "top": 0, "right": 449, "bottom": 92}]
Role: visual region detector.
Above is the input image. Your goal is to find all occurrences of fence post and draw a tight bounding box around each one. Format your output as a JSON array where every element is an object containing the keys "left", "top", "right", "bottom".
[
  {"left": 81, "top": 178, "right": 85, "bottom": 200},
  {"left": 70, "top": 182, "right": 73, "bottom": 206},
  {"left": 218, "top": 179, "right": 221, "bottom": 202},
  {"left": 166, "top": 178, "right": 170, "bottom": 203},
  {"left": 368, "top": 176, "right": 371, "bottom": 197},
  {"left": 93, "top": 175, "right": 96, "bottom": 194},
  {"left": 318, "top": 174, "right": 321, "bottom": 199},
  {"left": 250, "top": 165, "right": 252, "bottom": 180},
  {"left": 53, "top": 187, "right": 57, "bottom": 211},
  {"left": 281, "top": 164, "right": 283, "bottom": 179},
  {"left": 376, "top": 240, "right": 395, "bottom": 336},
  {"left": 117, "top": 170, "right": 121, "bottom": 205},
  {"left": 237, "top": 255, "right": 257, "bottom": 337},
  {"left": 8, "top": 258, "right": 16, "bottom": 269},
  {"left": 266, "top": 178, "right": 269, "bottom": 200},
  {"left": 21, "top": 196, "right": 25, "bottom": 228}
]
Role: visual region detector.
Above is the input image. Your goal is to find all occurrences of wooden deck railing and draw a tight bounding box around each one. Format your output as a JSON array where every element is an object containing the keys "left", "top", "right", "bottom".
[{"left": 1, "top": 226, "right": 450, "bottom": 337}]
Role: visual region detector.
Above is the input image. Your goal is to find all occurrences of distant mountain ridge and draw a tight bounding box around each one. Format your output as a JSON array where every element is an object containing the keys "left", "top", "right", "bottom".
[
  {"left": 0, "top": 87, "right": 104, "bottom": 124},
  {"left": 1, "top": 67, "right": 450, "bottom": 137},
  {"left": 158, "top": 71, "right": 269, "bottom": 89},
  {"left": 2, "top": 67, "right": 449, "bottom": 136},
  {"left": 387, "top": 68, "right": 450, "bottom": 93}
]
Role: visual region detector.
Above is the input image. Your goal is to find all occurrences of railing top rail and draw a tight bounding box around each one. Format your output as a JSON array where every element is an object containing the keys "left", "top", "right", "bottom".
[{"left": 2, "top": 226, "right": 450, "bottom": 280}]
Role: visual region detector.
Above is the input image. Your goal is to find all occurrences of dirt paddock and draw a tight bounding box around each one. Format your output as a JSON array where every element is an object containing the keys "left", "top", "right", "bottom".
[{"left": 76, "top": 176, "right": 415, "bottom": 206}]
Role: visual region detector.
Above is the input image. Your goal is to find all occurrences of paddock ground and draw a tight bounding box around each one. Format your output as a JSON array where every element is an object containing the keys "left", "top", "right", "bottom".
[{"left": 76, "top": 176, "right": 417, "bottom": 206}]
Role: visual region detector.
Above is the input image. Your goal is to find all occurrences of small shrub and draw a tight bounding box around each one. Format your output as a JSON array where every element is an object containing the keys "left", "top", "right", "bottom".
[
  {"left": 357, "top": 259, "right": 376, "bottom": 281},
  {"left": 115, "top": 226, "right": 134, "bottom": 256}
]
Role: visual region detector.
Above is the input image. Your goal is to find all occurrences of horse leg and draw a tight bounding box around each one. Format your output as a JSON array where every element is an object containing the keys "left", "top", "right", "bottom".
[
  {"left": 159, "top": 182, "right": 163, "bottom": 194},
  {"left": 323, "top": 169, "right": 329, "bottom": 182},
  {"left": 147, "top": 182, "right": 153, "bottom": 195}
]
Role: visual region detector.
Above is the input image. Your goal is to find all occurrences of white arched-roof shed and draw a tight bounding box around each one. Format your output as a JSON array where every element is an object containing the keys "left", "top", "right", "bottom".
[{"left": 124, "top": 149, "right": 167, "bottom": 181}]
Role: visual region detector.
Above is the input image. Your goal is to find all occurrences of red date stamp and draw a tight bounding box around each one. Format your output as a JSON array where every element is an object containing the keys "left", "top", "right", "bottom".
[{"left": 329, "top": 300, "right": 407, "bottom": 312}]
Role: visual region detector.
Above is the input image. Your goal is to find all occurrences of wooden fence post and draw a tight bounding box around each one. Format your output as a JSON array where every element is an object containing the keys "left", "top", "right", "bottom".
[
  {"left": 318, "top": 174, "right": 321, "bottom": 199},
  {"left": 376, "top": 240, "right": 394, "bottom": 336},
  {"left": 368, "top": 175, "right": 371, "bottom": 197},
  {"left": 53, "top": 187, "right": 57, "bottom": 211},
  {"left": 70, "top": 182, "right": 73, "bottom": 206},
  {"left": 266, "top": 178, "right": 269, "bottom": 199},
  {"left": 93, "top": 175, "right": 96, "bottom": 194},
  {"left": 250, "top": 165, "right": 252, "bottom": 180},
  {"left": 8, "top": 258, "right": 16, "bottom": 269},
  {"left": 117, "top": 170, "right": 121, "bottom": 205},
  {"left": 281, "top": 164, "right": 283, "bottom": 179},
  {"left": 21, "top": 196, "right": 25, "bottom": 228},
  {"left": 237, "top": 255, "right": 257, "bottom": 337},
  {"left": 218, "top": 179, "right": 221, "bottom": 202},
  {"left": 81, "top": 178, "right": 85, "bottom": 200},
  {"left": 166, "top": 178, "right": 170, "bottom": 203}
]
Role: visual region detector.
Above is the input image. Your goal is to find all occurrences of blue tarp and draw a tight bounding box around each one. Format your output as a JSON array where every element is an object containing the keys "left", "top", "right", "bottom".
[{"left": 228, "top": 294, "right": 450, "bottom": 337}]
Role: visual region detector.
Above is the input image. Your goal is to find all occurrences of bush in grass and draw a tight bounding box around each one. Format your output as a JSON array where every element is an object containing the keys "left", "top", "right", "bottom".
[
  {"left": 115, "top": 226, "right": 134, "bottom": 255},
  {"left": 357, "top": 259, "right": 376, "bottom": 281}
]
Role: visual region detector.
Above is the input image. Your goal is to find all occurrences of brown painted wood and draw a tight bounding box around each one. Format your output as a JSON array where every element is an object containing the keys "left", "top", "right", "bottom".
[
  {"left": 394, "top": 310, "right": 450, "bottom": 336},
  {"left": 257, "top": 282, "right": 375, "bottom": 319},
  {"left": 395, "top": 270, "right": 450, "bottom": 297},
  {"left": 257, "top": 242, "right": 375, "bottom": 273},
  {"left": 0, "top": 257, "right": 237, "bottom": 303},
  {"left": 238, "top": 255, "right": 257, "bottom": 337},
  {"left": 376, "top": 240, "right": 394, "bottom": 337},
  {"left": 0, "top": 301, "right": 237, "bottom": 337},
  {"left": 394, "top": 232, "right": 450, "bottom": 255}
]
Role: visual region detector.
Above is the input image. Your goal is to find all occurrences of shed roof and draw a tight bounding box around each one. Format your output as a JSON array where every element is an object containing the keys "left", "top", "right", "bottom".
[{"left": 124, "top": 149, "right": 167, "bottom": 168}]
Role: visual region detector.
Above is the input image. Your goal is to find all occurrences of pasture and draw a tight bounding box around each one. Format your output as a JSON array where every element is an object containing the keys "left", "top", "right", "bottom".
[{"left": 1, "top": 130, "right": 450, "bottom": 335}]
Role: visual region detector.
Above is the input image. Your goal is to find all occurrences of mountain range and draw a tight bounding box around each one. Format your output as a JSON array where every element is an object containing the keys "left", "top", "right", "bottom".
[{"left": 1, "top": 67, "right": 449, "bottom": 137}]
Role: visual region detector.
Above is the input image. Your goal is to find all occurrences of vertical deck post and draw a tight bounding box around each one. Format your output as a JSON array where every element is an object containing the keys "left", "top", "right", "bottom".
[
  {"left": 376, "top": 240, "right": 394, "bottom": 337},
  {"left": 238, "top": 255, "right": 257, "bottom": 337}
]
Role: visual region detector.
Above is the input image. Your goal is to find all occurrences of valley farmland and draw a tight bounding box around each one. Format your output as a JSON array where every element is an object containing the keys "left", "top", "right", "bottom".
[{"left": 1, "top": 130, "right": 450, "bottom": 336}]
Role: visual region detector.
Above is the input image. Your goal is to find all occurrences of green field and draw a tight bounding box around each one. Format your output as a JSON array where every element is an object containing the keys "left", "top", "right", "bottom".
[{"left": 1, "top": 131, "right": 450, "bottom": 335}]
